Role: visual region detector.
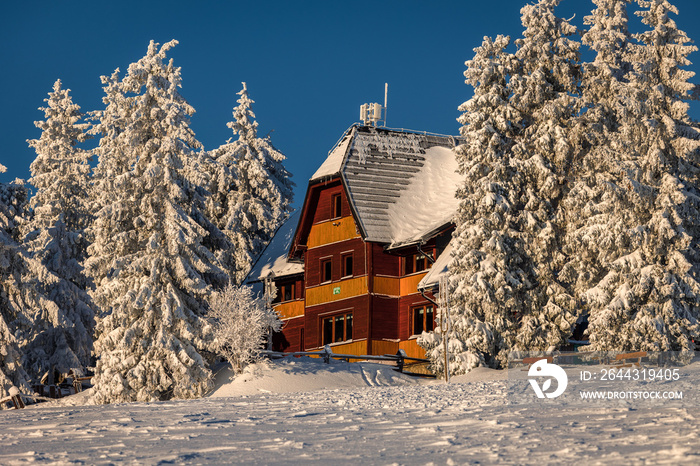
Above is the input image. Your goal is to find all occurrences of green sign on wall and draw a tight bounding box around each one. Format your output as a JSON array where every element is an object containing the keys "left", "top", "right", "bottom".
[{"left": 333, "top": 287, "right": 341, "bottom": 295}]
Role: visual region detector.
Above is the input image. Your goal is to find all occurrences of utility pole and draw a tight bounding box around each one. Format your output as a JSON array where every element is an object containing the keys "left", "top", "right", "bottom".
[
  {"left": 439, "top": 275, "right": 450, "bottom": 383},
  {"left": 264, "top": 276, "right": 275, "bottom": 351}
]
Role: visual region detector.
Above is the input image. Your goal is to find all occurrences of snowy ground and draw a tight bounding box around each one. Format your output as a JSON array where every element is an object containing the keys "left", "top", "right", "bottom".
[{"left": 1, "top": 357, "right": 699, "bottom": 465}]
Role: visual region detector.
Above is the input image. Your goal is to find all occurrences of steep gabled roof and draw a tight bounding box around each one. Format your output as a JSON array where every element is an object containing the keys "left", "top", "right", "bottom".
[
  {"left": 308, "top": 125, "right": 462, "bottom": 247},
  {"left": 290, "top": 125, "right": 463, "bottom": 262}
]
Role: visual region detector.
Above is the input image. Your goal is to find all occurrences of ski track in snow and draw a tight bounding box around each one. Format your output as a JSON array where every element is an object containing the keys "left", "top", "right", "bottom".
[{"left": 1, "top": 361, "right": 699, "bottom": 465}]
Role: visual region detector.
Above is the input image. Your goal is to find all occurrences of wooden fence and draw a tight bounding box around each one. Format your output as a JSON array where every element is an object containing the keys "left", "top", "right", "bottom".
[
  {"left": 2, "top": 375, "right": 92, "bottom": 410},
  {"left": 261, "top": 345, "right": 434, "bottom": 377}
]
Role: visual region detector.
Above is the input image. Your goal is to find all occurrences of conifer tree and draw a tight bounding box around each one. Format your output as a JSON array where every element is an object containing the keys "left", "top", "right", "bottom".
[
  {"left": 560, "top": 0, "right": 634, "bottom": 299},
  {"left": 0, "top": 167, "right": 79, "bottom": 392},
  {"left": 581, "top": 0, "right": 700, "bottom": 352},
  {"left": 420, "top": 35, "right": 523, "bottom": 374},
  {"left": 0, "top": 315, "right": 27, "bottom": 401},
  {"left": 507, "top": 0, "right": 581, "bottom": 354},
  {"left": 0, "top": 164, "right": 32, "bottom": 399},
  {"left": 209, "top": 83, "right": 294, "bottom": 284},
  {"left": 86, "top": 40, "right": 228, "bottom": 403},
  {"left": 424, "top": 0, "right": 581, "bottom": 375},
  {"left": 25, "top": 80, "right": 93, "bottom": 279},
  {"left": 559, "top": 0, "right": 640, "bottom": 345},
  {"left": 21, "top": 79, "right": 95, "bottom": 378}
]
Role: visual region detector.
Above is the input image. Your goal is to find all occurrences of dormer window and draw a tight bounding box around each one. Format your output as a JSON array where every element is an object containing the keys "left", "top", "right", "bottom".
[
  {"left": 273, "top": 282, "right": 295, "bottom": 303},
  {"left": 404, "top": 250, "right": 433, "bottom": 275}
]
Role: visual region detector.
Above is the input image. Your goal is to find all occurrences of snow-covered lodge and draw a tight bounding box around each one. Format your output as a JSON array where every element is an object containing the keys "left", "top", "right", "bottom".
[{"left": 246, "top": 124, "right": 462, "bottom": 358}]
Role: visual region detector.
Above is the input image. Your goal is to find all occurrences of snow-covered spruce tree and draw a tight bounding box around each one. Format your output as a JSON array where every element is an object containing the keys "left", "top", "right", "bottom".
[
  {"left": 0, "top": 168, "right": 75, "bottom": 394},
  {"left": 559, "top": 0, "right": 635, "bottom": 307},
  {"left": 0, "top": 317, "right": 27, "bottom": 403},
  {"left": 580, "top": 0, "right": 700, "bottom": 352},
  {"left": 419, "top": 35, "right": 524, "bottom": 374},
  {"left": 85, "top": 40, "right": 228, "bottom": 403},
  {"left": 423, "top": 0, "right": 581, "bottom": 376},
  {"left": 0, "top": 164, "right": 32, "bottom": 399},
  {"left": 506, "top": 0, "right": 581, "bottom": 355},
  {"left": 208, "top": 284, "right": 281, "bottom": 374},
  {"left": 20, "top": 79, "right": 95, "bottom": 378},
  {"left": 209, "top": 83, "right": 293, "bottom": 285}
]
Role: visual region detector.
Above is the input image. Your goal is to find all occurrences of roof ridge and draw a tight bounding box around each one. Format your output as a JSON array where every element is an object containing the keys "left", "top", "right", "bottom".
[{"left": 356, "top": 124, "right": 460, "bottom": 141}]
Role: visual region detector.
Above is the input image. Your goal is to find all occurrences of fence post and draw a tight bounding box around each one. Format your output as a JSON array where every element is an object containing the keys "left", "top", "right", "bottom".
[
  {"left": 323, "top": 345, "right": 332, "bottom": 364},
  {"left": 396, "top": 349, "right": 407, "bottom": 373},
  {"left": 9, "top": 387, "right": 25, "bottom": 409},
  {"left": 71, "top": 377, "right": 82, "bottom": 393}
]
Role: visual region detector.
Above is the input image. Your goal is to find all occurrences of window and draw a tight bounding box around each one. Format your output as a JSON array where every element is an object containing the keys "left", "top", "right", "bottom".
[
  {"left": 331, "top": 193, "right": 342, "bottom": 219},
  {"left": 321, "top": 257, "right": 332, "bottom": 283},
  {"left": 273, "top": 282, "right": 295, "bottom": 303},
  {"left": 342, "top": 253, "right": 353, "bottom": 278},
  {"left": 412, "top": 305, "right": 434, "bottom": 336},
  {"left": 415, "top": 254, "right": 429, "bottom": 272},
  {"left": 322, "top": 312, "right": 353, "bottom": 345},
  {"left": 404, "top": 251, "right": 433, "bottom": 275}
]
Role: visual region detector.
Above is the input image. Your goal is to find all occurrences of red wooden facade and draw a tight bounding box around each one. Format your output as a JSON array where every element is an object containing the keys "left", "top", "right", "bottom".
[{"left": 266, "top": 175, "right": 451, "bottom": 359}]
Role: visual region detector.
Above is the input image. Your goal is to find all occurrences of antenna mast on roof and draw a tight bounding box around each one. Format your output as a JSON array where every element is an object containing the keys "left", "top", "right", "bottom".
[
  {"left": 384, "top": 82, "right": 388, "bottom": 127},
  {"left": 360, "top": 83, "right": 388, "bottom": 127}
]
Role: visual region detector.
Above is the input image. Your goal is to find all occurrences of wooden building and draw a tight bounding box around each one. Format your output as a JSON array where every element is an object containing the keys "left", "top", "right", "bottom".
[{"left": 246, "top": 125, "right": 462, "bottom": 359}]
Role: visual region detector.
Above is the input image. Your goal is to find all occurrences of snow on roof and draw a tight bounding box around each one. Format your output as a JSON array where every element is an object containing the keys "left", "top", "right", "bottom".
[
  {"left": 245, "top": 210, "right": 303, "bottom": 283},
  {"left": 309, "top": 128, "right": 353, "bottom": 182},
  {"left": 387, "top": 145, "right": 460, "bottom": 248},
  {"left": 418, "top": 240, "right": 453, "bottom": 291},
  {"left": 341, "top": 126, "right": 461, "bottom": 245}
]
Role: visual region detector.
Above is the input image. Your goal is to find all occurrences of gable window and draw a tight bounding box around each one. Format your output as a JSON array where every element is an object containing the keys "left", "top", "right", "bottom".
[
  {"left": 331, "top": 193, "right": 342, "bottom": 219},
  {"left": 412, "top": 304, "right": 434, "bottom": 336},
  {"left": 322, "top": 312, "right": 353, "bottom": 345},
  {"left": 321, "top": 257, "right": 332, "bottom": 283},
  {"left": 342, "top": 252, "right": 353, "bottom": 278}
]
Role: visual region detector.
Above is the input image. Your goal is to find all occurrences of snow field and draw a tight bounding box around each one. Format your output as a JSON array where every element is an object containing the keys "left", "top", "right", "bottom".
[
  {"left": 1, "top": 357, "right": 699, "bottom": 464},
  {"left": 209, "top": 357, "right": 423, "bottom": 397}
]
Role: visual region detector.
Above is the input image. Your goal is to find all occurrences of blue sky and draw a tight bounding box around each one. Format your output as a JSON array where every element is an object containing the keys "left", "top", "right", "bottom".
[{"left": 1, "top": 0, "right": 699, "bottom": 209}]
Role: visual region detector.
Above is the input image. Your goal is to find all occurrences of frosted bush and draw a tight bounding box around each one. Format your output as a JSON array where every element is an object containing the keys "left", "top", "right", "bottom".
[{"left": 208, "top": 284, "right": 281, "bottom": 374}]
